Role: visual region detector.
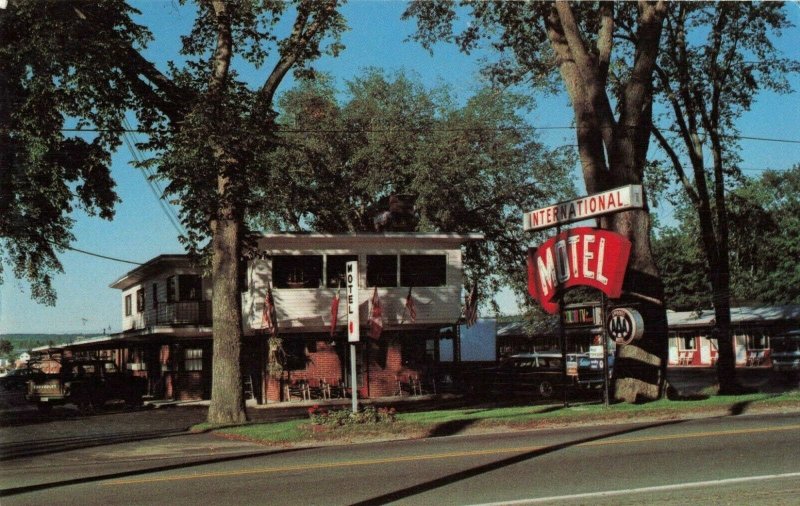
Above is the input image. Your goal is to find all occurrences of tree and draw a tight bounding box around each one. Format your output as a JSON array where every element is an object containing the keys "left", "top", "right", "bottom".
[
  {"left": 653, "top": 165, "right": 800, "bottom": 310},
  {"left": 728, "top": 166, "right": 800, "bottom": 304},
  {"left": 3, "top": 0, "right": 346, "bottom": 425},
  {"left": 256, "top": 69, "right": 575, "bottom": 302},
  {"left": 1, "top": 1, "right": 140, "bottom": 305},
  {"left": 648, "top": 1, "right": 799, "bottom": 393},
  {"left": 406, "top": 1, "right": 670, "bottom": 401},
  {"left": 0, "top": 339, "right": 14, "bottom": 360}
]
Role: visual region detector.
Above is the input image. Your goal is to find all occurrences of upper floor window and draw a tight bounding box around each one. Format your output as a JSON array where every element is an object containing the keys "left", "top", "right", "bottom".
[
  {"left": 124, "top": 294, "right": 132, "bottom": 316},
  {"left": 136, "top": 289, "right": 145, "bottom": 313},
  {"left": 367, "top": 255, "right": 397, "bottom": 287},
  {"left": 326, "top": 255, "right": 358, "bottom": 288},
  {"left": 166, "top": 276, "right": 176, "bottom": 302},
  {"left": 152, "top": 283, "right": 159, "bottom": 308},
  {"left": 273, "top": 255, "right": 322, "bottom": 289},
  {"left": 178, "top": 274, "right": 202, "bottom": 301},
  {"left": 400, "top": 255, "right": 447, "bottom": 287}
]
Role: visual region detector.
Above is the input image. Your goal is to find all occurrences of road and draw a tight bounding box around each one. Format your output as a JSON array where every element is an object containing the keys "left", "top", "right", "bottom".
[{"left": 1, "top": 410, "right": 798, "bottom": 505}]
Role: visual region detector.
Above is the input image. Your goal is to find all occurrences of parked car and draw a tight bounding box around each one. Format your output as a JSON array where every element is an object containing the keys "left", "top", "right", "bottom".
[
  {"left": 0, "top": 368, "right": 33, "bottom": 392},
  {"left": 484, "top": 352, "right": 567, "bottom": 399},
  {"left": 771, "top": 329, "right": 800, "bottom": 382},
  {"left": 26, "top": 358, "right": 147, "bottom": 413}
]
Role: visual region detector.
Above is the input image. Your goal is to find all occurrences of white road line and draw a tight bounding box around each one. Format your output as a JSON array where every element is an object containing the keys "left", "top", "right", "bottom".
[{"left": 469, "top": 471, "right": 800, "bottom": 505}]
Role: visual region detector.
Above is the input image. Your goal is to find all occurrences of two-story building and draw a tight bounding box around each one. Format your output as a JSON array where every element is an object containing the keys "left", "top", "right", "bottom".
[{"left": 104, "top": 232, "right": 481, "bottom": 402}]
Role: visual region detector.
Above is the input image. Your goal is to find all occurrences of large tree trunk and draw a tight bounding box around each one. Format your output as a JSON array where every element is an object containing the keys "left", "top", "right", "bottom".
[
  {"left": 546, "top": 1, "right": 669, "bottom": 402},
  {"left": 608, "top": 209, "right": 669, "bottom": 402},
  {"left": 208, "top": 212, "right": 247, "bottom": 424}
]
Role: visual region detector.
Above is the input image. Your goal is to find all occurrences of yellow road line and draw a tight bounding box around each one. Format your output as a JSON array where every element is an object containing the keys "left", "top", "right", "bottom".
[{"left": 105, "top": 423, "right": 800, "bottom": 486}]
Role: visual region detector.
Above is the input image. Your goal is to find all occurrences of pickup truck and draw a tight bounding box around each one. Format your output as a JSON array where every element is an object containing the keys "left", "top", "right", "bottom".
[{"left": 26, "top": 358, "right": 147, "bottom": 413}]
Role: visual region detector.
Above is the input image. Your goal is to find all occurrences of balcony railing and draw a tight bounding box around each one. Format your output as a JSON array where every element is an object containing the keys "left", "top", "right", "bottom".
[{"left": 130, "top": 301, "right": 212, "bottom": 330}]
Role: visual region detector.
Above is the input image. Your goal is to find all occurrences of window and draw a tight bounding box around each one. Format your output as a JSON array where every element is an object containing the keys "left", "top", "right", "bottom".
[
  {"left": 747, "top": 331, "right": 769, "bottom": 350},
  {"left": 152, "top": 283, "right": 159, "bottom": 308},
  {"left": 681, "top": 334, "right": 697, "bottom": 350},
  {"left": 184, "top": 348, "right": 203, "bottom": 371},
  {"left": 400, "top": 255, "right": 446, "bottom": 286},
  {"left": 166, "top": 276, "right": 176, "bottom": 302},
  {"left": 136, "top": 288, "right": 145, "bottom": 313},
  {"left": 272, "top": 255, "right": 322, "bottom": 289},
  {"left": 326, "top": 255, "right": 358, "bottom": 288},
  {"left": 178, "top": 275, "right": 202, "bottom": 301},
  {"left": 367, "top": 255, "right": 397, "bottom": 287},
  {"left": 124, "top": 294, "right": 132, "bottom": 316}
]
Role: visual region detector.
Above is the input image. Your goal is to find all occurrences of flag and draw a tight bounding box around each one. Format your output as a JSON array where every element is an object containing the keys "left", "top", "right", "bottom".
[
  {"left": 369, "top": 286, "right": 383, "bottom": 340},
  {"left": 464, "top": 284, "right": 478, "bottom": 328},
  {"left": 401, "top": 287, "right": 417, "bottom": 324},
  {"left": 329, "top": 283, "right": 341, "bottom": 337},
  {"left": 262, "top": 286, "right": 277, "bottom": 336}
]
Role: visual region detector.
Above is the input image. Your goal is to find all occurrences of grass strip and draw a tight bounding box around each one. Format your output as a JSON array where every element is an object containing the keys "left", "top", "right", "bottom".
[{"left": 205, "top": 391, "right": 800, "bottom": 446}]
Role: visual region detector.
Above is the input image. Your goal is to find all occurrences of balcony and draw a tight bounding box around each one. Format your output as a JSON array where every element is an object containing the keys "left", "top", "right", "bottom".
[{"left": 130, "top": 301, "right": 212, "bottom": 330}]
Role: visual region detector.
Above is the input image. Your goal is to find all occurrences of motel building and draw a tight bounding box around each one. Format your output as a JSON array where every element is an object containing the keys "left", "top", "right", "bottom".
[
  {"left": 493, "top": 303, "right": 800, "bottom": 370},
  {"left": 666, "top": 305, "right": 800, "bottom": 368},
  {"left": 39, "top": 232, "right": 481, "bottom": 403}
]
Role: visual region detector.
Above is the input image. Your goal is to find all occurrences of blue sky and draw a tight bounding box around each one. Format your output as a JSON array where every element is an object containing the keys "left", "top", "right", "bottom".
[{"left": 2, "top": 1, "right": 799, "bottom": 335}]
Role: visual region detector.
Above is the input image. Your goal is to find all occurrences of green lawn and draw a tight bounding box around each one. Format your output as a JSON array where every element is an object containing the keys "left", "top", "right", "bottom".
[{"left": 205, "top": 391, "right": 800, "bottom": 446}]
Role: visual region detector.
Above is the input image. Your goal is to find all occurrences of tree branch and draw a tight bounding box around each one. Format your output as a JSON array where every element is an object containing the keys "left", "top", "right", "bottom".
[
  {"left": 651, "top": 125, "right": 699, "bottom": 206},
  {"left": 71, "top": 5, "right": 191, "bottom": 123},
  {"left": 597, "top": 1, "right": 614, "bottom": 83}
]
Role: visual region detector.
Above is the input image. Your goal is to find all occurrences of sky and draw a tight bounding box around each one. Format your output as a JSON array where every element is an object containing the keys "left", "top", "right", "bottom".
[{"left": 2, "top": 1, "right": 800, "bottom": 335}]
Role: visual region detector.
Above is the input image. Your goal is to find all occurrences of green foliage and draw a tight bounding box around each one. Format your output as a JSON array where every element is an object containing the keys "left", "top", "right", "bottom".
[
  {"left": 653, "top": 165, "right": 800, "bottom": 308},
  {"left": 256, "top": 69, "right": 575, "bottom": 304},
  {"left": 652, "top": 224, "right": 711, "bottom": 311},
  {"left": 727, "top": 165, "right": 800, "bottom": 304},
  {"left": 0, "top": 0, "right": 153, "bottom": 303}
]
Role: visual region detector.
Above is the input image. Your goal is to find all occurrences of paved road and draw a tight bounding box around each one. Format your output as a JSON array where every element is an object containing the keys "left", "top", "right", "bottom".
[{"left": 2, "top": 410, "right": 799, "bottom": 505}]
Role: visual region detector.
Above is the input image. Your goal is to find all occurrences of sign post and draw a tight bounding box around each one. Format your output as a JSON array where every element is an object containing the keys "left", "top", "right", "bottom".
[
  {"left": 346, "top": 261, "right": 359, "bottom": 413},
  {"left": 523, "top": 185, "right": 645, "bottom": 407}
]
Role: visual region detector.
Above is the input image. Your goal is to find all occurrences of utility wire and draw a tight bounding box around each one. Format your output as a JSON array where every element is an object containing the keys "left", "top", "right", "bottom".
[
  {"left": 59, "top": 126, "right": 800, "bottom": 145},
  {"left": 56, "top": 242, "right": 143, "bottom": 266},
  {"left": 120, "top": 118, "right": 187, "bottom": 238}
]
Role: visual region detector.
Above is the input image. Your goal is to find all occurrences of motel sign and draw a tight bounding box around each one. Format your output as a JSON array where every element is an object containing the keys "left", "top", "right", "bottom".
[
  {"left": 527, "top": 227, "right": 631, "bottom": 314},
  {"left": 523, "top": 184, "right": 643, "bottom": 231}
]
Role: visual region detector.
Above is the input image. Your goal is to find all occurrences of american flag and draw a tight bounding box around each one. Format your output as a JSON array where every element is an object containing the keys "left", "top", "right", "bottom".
[
  {"left": 402, "top": 287, "right": 417, "bottom": 324},
  {"left": 369, "top": 287, "right": 383, "bottom": 340},
  {"left": 329, "top": 283, "right": 341, "bottom": 337},
  {"left": 464, "top": 284, "right": 478, "bottom": 328},
  {"left": 262, "top": 286, "right": 277, "bottom": 335}
]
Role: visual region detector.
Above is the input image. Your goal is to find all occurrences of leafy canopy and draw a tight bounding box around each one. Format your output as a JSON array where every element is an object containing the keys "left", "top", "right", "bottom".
[{"left": 256, "top": 69, "right": 575, "bottom": 305}]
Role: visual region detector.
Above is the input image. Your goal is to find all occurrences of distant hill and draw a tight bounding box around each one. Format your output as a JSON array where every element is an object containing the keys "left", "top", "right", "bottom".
[{"left": 0, "top": 334, "right": 91, "bottom": 352}]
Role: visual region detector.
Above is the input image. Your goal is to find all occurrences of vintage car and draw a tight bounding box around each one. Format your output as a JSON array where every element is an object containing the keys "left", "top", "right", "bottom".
[
  {"left": 483, "top": 352, "right": 567, "bottom": 399},
  {"left": 26, "top": 358, "right": 146, "bottom": 413}
]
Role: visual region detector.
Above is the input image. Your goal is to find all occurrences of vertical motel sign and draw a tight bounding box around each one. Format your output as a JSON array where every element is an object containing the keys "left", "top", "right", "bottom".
[{"left": 346, "top": 261, "right": 360, "bottom": 343}]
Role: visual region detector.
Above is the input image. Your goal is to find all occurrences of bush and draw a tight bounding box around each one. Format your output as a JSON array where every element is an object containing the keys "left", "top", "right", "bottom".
[{"left": 308, "top": 405, "right": 397, "bottom": 427}]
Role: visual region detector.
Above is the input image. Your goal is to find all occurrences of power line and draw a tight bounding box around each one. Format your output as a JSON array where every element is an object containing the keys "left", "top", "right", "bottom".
[
  {"left": 119, "top": 118, "right": 187, "bottom": 238},
  {"left": 57, "top": 243, "right": 143, "bottom": 266},
  {"left": 59, "top": 125, "right": 800, "bottom": 145}
]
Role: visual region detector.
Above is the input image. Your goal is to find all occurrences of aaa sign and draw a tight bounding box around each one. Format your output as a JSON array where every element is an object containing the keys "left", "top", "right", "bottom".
[{"left": 527, "top": 227, "right": 631, "bottom": 314}]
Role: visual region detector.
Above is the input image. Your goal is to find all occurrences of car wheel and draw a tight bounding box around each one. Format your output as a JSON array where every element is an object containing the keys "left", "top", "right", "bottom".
[
  {"left": 77, "top": 396, "right": 94, "bottom": 415},
  {"left": 538, "top": 381, "right": 554, "bottom": 399}
]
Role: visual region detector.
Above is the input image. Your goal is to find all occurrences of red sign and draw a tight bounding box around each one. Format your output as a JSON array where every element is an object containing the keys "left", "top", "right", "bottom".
[{"left": 527, "top": 227, "right": 631, "bottom": 314}]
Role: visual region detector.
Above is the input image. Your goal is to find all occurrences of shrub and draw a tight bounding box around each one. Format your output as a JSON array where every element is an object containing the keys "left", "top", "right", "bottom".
[{"left": 308, "top": 405, "right": 397, "bottom": 427}]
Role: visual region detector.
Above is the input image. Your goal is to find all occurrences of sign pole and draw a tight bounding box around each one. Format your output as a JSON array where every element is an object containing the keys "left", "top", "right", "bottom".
[
  {"left": 350, "top": 343, "right": 358, "bottom": 413},
  {"left": 601, "top": 292, "right": 610, "bottom": 407},
  {"left": 346, "top": 261, "right": 360, "bottom": 414}
]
